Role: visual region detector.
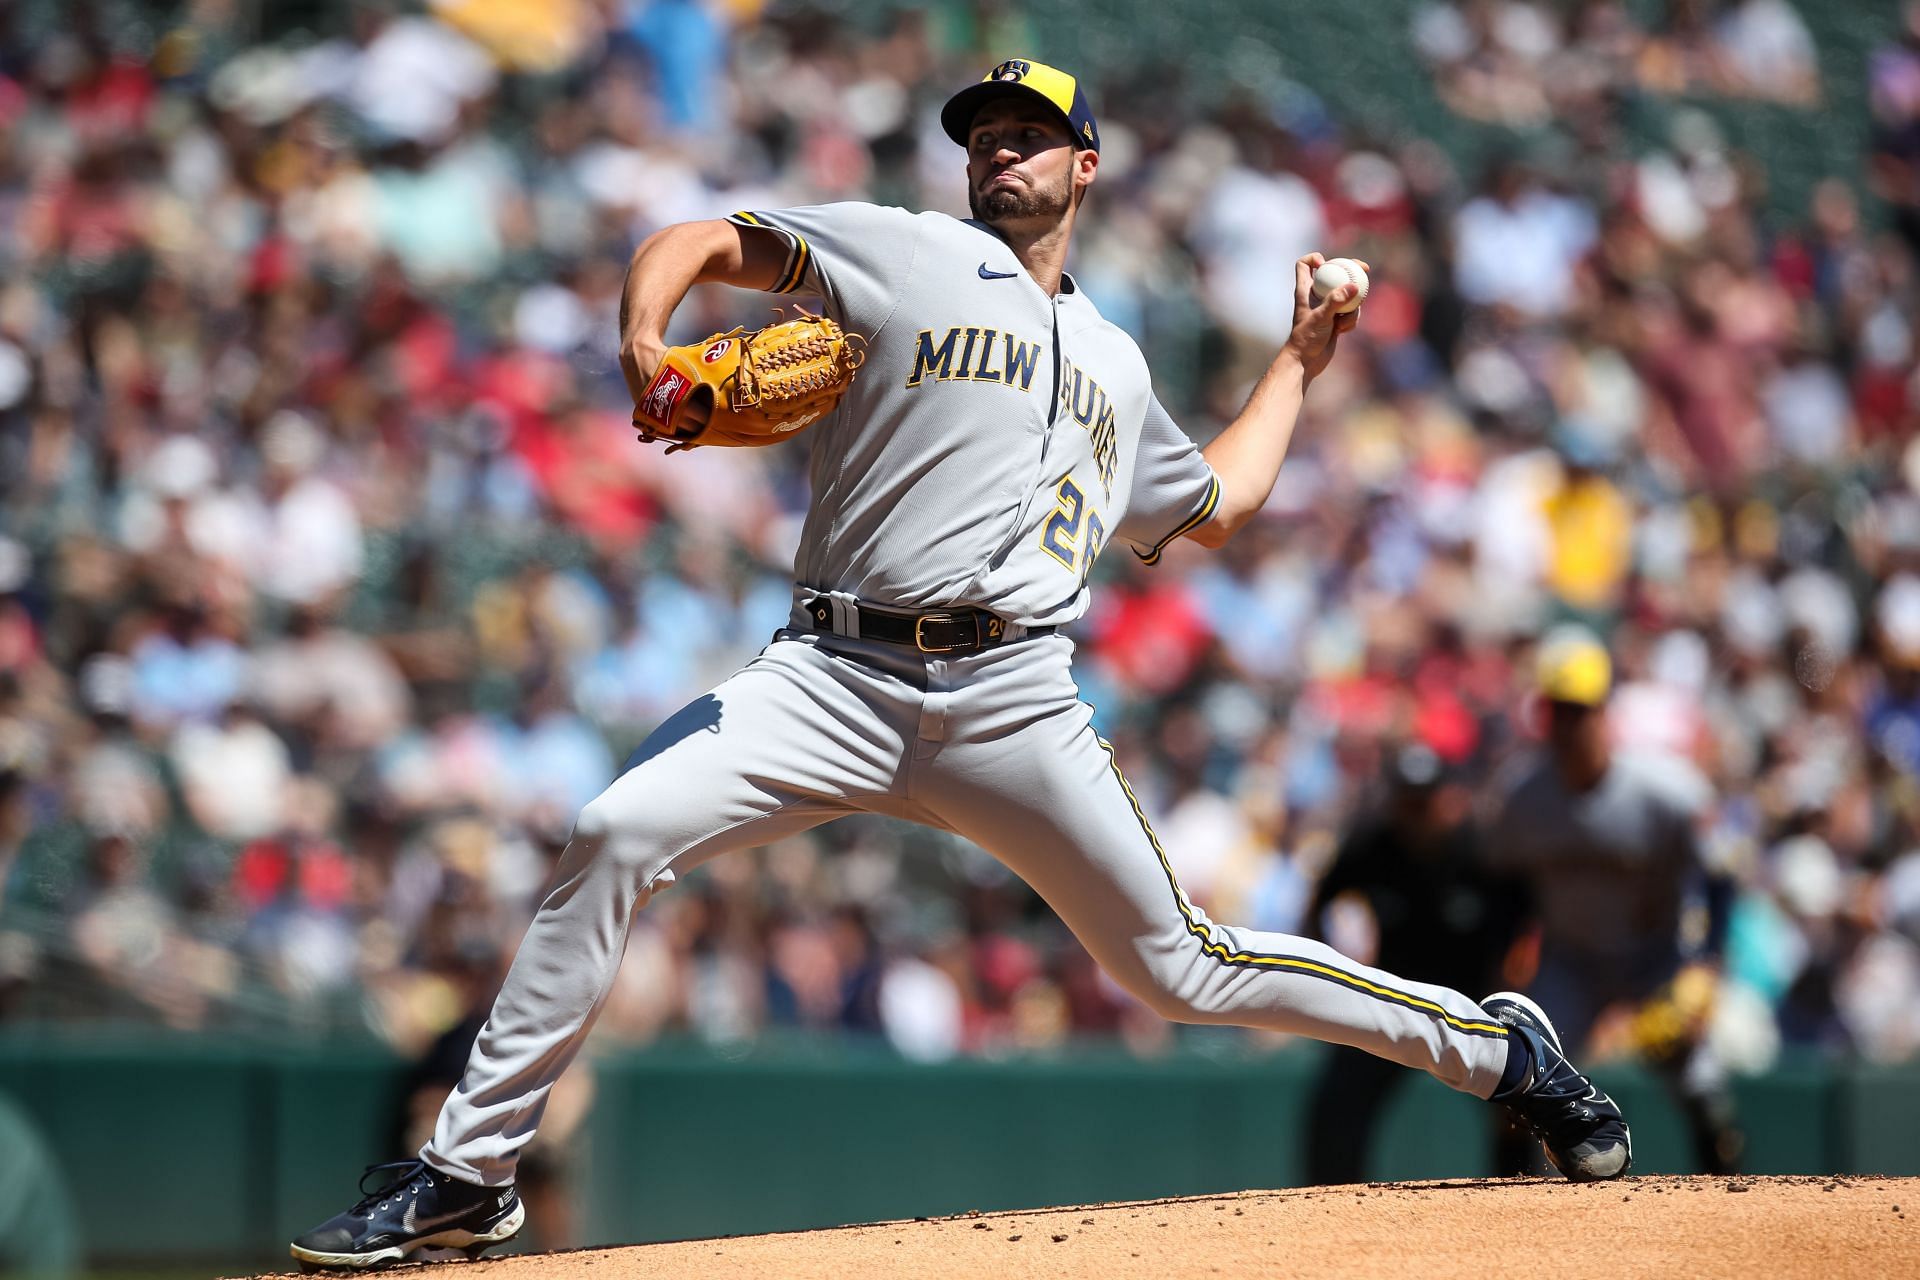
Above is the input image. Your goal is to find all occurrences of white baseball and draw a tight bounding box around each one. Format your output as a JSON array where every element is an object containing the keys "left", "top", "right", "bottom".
[{"left": 1311, "top": 257, "right": 1369, "bottom": 314}]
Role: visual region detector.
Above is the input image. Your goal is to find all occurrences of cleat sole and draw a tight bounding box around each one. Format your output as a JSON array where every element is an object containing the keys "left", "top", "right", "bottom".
[{"left": 289, "top": 1200, "right": 524, "bottom": 1271}]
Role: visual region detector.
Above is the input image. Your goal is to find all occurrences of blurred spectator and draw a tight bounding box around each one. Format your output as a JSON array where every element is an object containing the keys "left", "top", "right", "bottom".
[
  {"left": 1482, "top": 629, "right": 1744, "bottom": 1173},
  {"left": 173, "top": 704, "right": 293, "bottom": 841},
  {"left": 1452, "top": 160, "right": 1596, "bottom": 319},
  {"left": 1638, "top": 0, "right": 1820, "bottom": 104},
  {"left": 1413, "top": 0, "right": 1565, "bottom": 126},
  {"left": 129, "top": 600, "right": 246, "bottom": 730},
  {"left": 1710, "top": 0, "right": 1820, "bottom": 106},
  {"left": 1187, "top": 123, "right": 1327, "bottom": 353},
  {"left": 1872, "top": 4, "right": 1920, "bottom": 252},
  {"left": 619, "top": 0, "right": 728, "bottom": 135},
  {"left": 1418, "top": 0, "right": 1821, "bottom": 127},
  {"left": 1304, "top": 746, "right": 1526, "bottom": 1184},
  {"left": 252, "top": 411, "right": 366, "bottom": 604},
  {"left": 1541, "top": 456, "right": 1633, "bottom": 618},
  {"left": 343, "top": 12, "right": 498, "bottom": 146}
]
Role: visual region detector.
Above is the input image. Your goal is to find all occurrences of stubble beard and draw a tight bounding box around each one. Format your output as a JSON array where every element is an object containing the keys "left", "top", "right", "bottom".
[{"left": 970, "top": 165, "right": 1072, "bottom": 226}]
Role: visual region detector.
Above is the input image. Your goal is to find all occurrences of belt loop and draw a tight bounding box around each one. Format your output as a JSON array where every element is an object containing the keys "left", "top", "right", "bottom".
[{"left": 828, "top": 591, "right": 861, "bottom": 639}]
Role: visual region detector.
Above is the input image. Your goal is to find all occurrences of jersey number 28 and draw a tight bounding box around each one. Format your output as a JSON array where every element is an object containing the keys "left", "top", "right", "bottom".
[{"left": 1040, "top": 478, "right": 1104, "bottom": 580}]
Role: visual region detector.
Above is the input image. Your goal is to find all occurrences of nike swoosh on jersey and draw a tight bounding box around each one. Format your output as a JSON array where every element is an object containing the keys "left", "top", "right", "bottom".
[{"left": 978, "top": 263, "right": 1018, "bottom": 280}]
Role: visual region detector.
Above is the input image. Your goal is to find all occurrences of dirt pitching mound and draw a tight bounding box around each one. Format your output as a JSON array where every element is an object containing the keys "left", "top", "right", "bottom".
[{"left": 286, "top": 1176, "right": 1918, "bottom": 1279}]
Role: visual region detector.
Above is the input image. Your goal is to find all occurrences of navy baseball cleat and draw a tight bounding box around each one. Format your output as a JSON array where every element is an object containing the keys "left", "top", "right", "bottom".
[
  {"left": 1483, "top": 991, "right": 1633, "bottom": 1182},
  {"left": 289, "top": 1160, "right": 523, "bottom": 1270}
]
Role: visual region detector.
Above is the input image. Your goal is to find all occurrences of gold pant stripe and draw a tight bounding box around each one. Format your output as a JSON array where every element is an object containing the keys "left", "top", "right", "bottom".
[{"left": 1097, "top": 739, "right": 1510, "bottom": 1039}]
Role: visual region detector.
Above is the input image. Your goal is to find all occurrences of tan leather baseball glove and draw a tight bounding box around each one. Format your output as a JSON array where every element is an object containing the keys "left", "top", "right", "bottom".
[{"left": 631, "top": 310, "right": 865, "bottom": 452}]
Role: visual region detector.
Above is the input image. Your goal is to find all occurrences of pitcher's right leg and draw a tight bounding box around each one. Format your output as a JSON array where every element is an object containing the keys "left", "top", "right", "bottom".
[
  {"left": 419, "top": 746, "right": 840, "bottom": 1187},
  {"left": 292, "top": 638, "right": 919, "bottom": 1268},
  {"left": 426, "top": 641, "right": 918, "bottom": 1184}
]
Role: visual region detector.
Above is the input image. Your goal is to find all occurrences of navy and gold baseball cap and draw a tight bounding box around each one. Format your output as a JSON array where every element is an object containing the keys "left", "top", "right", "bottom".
[{"left": 941, "top": 59, "right": 1100, "bottom": 154}]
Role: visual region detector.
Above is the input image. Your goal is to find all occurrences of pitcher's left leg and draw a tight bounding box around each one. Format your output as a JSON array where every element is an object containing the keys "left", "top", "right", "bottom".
[
  {"left": 922, "top": 641, "right": 1626, "bottom": 1178},
  {"left": 920, "top": 697, "right": 1511, "bottom": 1096}
]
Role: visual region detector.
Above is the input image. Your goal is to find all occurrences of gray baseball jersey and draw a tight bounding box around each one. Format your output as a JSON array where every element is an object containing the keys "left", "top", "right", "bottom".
[
  {"left": 419, "top": 203, "right": 1516, "bottom": 1189},
  {"left": 727, "top": 203, "right": 1219, "bottom": 624}
]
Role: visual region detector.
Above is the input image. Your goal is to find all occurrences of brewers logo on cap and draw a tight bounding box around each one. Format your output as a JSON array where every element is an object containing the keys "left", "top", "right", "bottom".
[{"left": 941, "top": 58, "right": 1100, "bottom": 154}]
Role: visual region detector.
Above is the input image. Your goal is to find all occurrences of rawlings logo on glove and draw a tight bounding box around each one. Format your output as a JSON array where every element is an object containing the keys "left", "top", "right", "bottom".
[
  {"left": 642, "top": 368, "right": 693, "bottom": 422},
  {"left": 633, "top": 310, "right": 865, "bottom": 452}
]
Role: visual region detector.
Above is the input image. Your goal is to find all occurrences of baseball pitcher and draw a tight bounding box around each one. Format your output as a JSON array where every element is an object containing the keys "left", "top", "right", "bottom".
[{"left": 291, "top": 60, "right": 1631, "bottom": 1269}]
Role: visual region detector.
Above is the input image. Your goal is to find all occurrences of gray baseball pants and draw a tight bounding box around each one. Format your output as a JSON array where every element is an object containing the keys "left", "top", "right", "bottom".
[{"left": 423, "top": 620, "right": 1514, "bottom": 1185}]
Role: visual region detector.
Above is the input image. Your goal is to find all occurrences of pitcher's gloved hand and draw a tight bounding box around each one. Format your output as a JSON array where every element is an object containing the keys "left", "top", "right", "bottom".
[{"left": 632, "top": 310, "right": 865, "bottom": 453}]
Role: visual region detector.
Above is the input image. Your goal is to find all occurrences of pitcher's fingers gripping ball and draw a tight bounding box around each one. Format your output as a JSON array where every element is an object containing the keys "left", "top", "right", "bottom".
[
  {"left": 1310, "top": 257, "right": 1369, "bottom": 315},
  {"left": 633, "top": 309, "right": 866, "bottom": 452}
]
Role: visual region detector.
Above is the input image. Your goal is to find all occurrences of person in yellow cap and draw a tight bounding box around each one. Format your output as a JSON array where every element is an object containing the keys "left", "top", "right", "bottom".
[
  {"left": 1531, "top": 628, "right": 1617, "bottom": 796},
  {"left": 1484, "top": 626, "right": 1743, "bottom": 1174}
]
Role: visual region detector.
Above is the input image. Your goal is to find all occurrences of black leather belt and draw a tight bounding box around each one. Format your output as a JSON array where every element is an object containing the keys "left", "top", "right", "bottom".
[{"left": 803, "top": 596, "right": 1054, "bottom": 655}]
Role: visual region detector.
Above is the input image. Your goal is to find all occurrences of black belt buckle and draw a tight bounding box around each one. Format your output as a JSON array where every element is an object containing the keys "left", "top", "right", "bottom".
[{"left": 914, "top": 611, "right": 963, "bottom": 653}]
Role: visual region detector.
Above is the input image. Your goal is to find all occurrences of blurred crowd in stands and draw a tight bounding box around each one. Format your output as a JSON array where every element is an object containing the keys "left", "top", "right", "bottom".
[
  {"left": 2, "top": 0, "right": 1920, "bottom": 1080},
  {"left": 1415, "top": 0, "right": 1824, "bottom": 121}
]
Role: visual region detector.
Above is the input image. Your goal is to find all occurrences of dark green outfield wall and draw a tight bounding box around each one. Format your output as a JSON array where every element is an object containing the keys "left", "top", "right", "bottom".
[{"left": 0, "top": 1032, "right": 1912, "bottom": 1269}]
